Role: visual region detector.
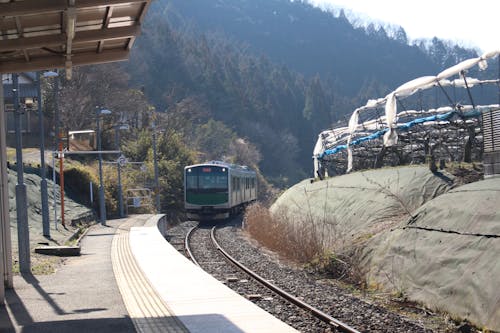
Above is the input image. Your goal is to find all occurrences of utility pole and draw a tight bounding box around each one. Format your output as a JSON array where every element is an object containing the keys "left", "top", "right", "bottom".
[
  {"left": 58, "top": 132, "right": 65, "bottom": 227},
  {"left": 96, "top": 108, "right": 111, "bottom": 225},
  {"left": 53, "top": 73, "right": 59, "bottom": 230},
  {"left": 13, "top": 73, "right": 30, "bottom": 274},
  {"left": 36, "top": 72, "right": 50, "bottom": 237}
]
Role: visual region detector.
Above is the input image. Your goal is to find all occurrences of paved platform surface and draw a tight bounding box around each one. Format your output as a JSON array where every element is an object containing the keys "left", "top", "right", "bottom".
[
  {"left": 0, "top": 217, "right": 145, "bottom": 333},
  {"left": 129, "top": 225, "right": 298, "bottom": 333},
  {"left": 0, "top": 214, "right": 297, "bottom": 333}
]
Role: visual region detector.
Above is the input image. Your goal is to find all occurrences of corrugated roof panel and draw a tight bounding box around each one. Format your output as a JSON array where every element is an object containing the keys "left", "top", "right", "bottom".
[{"left": 483, "top": 109, "right": 500, "bottom": 153}]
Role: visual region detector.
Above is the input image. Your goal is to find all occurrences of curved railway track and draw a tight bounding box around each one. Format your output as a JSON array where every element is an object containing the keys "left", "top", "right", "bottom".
[
  {"left": 168, "top": 220, "right": 461, "bottom": 332},
  {"left": 185, "top": 225, "right": 360, "bottom": 333}
]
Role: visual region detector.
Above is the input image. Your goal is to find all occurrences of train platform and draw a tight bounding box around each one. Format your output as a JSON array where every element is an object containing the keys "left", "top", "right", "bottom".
[{"left": 0, "top": 215, "right": 298, "bottom": 333}]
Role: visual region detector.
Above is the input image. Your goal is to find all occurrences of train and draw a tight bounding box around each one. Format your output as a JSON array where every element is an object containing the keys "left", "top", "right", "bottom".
[{"left": 184, "top": 161, "right": 257, "bottom": 220}]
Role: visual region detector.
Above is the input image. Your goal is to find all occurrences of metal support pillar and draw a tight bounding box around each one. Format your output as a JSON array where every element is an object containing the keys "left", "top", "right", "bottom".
[
  {"left": 96, "top": 111, "right": 106, "bottom": 225},
  {"left": 152, "top": 122, "right": 160, "bottom": 213},
  {"left": 115, "top": 129, "right": 124, "bottom": 218},
  {"left": 1, "top": 74, "right": 14, "bottom": 301},
  {"left": 13, "top": 73, "right": 30, "bottom": 274},
  {"left": 37, "top": 72, "right": 50, "bottom": 237},
  {"left": 117, "top": 163, "right": 124, "bottom": 218},
  {"left": 53, "top": 72, "right": 59, "bottom": 229}
]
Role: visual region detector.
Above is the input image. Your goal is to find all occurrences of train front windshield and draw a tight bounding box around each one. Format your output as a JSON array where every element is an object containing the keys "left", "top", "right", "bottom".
[{"left": 186, "top": 166, "right": 228, "bottom": 205}]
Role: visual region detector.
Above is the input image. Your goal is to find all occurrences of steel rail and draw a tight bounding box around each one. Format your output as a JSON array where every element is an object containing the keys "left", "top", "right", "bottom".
[
  {"left": 185, "top": 226, "right": 200, "bottom": 267},
  {"left": 210, "top": 226, "right": 361, "bottom": 333}
]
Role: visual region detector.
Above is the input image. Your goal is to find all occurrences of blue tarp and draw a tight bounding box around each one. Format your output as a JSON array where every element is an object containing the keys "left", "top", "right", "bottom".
[{"left": 319, "top": 109, "right": 480, "bottom": 159}]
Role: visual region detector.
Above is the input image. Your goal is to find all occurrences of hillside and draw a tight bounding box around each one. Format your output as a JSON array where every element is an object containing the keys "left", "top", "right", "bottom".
[
  {"left": 156, "top": 0, "right": 478, "bottom": 95},
  {"left": 7, "top": 168, "right": 93, "bottom": 272},
  {"left": 271, "top": 166, "right": 500, "bottom": 331},
  {"left": 126, "top": 0, "right": 482, "bottom": 185}
]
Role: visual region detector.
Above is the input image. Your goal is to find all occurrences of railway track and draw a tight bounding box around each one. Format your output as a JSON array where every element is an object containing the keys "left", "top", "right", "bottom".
[
  {"left": 185, "top": 224, "right": 360, "bottom": 333},
  {"left": 168, "top": 220, "right": 456, "bottom": 332}
]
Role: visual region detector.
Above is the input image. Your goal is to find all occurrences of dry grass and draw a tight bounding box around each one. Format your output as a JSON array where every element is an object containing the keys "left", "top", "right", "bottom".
[
  {"left": 243, "top": 202, "right": 323, "bottom": 263},
  {"left": 244, "top": 202, "right": 369, "bottom": 288}
]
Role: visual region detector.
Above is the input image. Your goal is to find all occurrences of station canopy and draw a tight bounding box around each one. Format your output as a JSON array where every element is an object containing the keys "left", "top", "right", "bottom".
[{"left": 0, "top": 0, "right": 152, "bottom": 79}]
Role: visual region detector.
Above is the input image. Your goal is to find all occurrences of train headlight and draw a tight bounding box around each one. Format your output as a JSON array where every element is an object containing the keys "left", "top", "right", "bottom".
[{"left": 222, "top": 168, "right": 226, "bottom": 172}]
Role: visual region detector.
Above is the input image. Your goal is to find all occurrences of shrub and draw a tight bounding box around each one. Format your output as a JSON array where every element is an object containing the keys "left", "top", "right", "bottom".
[{"left": 63, "top": 162, "right": 97, "bottom": 206}]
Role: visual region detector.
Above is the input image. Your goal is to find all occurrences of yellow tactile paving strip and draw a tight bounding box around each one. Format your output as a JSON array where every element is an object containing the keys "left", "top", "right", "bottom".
[{"left": 111, "top": 219, "right": 189, "bottom": 333}]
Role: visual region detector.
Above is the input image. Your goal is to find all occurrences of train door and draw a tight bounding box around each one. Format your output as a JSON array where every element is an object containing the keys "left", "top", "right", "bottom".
[
  {"left": 231, "top": 176, "right": 236, "bottom": 206},
  {"left": 243, "top": 177, "right": 246, "bottom": 202},
  {"left": 235, "top": 176, "right": 239, "bottom": 205}
]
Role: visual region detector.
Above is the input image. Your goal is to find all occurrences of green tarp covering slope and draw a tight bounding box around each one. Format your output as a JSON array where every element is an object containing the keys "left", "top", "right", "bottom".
[
  {"left": 8, "top": 170, "right": 93, "bottom": 253},
  {"left": 271, "top": 166, "right": 500, "bottom": 331},
  {"left": 271, "top": 166, "right": 453, "bottom": 249},
  {"left": 364, "top": 177, "right": 500, "bottom": 331}
]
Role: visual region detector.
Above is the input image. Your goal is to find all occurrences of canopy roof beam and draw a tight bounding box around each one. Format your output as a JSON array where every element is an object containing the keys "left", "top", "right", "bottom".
[
  {"left": 0, "top": 0, "right": 150, "bottom": 78},
  {"left": 0, "top": 0, "right": 148, "bottom": 17},
  {"left": 0, "top": 26, "right": 141, "bottom": 53}
]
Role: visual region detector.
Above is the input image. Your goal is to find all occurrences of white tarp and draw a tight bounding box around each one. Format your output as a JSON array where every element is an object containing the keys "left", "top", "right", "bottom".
[
  {"left": 436, "top": 58, "right": 481, "bottom": 80},
  {"left": 314, "top": 49, "right": 500, "bottom": 170},
  {"left": 383, "top": 92, "right": 398, "bottom": 146},
  {"left": 346, "top": 110, "right": 360, "bottom": 172}
]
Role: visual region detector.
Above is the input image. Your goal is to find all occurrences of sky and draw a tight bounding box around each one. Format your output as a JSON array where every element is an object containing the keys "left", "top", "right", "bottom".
[{"left": 306, "top": 0, "right": 499, "bottom": 53}]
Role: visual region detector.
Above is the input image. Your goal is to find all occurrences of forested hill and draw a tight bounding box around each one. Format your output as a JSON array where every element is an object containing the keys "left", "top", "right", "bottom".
[
  {"left": 157, "top": 0, "right": 478, "bottom": 95},
  {"left": 125, "top": 0, "right": 479, "bottom": 186}
]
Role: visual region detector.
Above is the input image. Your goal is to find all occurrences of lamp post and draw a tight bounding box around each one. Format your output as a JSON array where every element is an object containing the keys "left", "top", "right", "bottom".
[
  {"left": 114, "top": 123, "right": 128, "bottom": 218},
  {"left": 12, "top": 73, "right": 30, "bottom": 273},
  {"left": 96, "top": 107, "right": 111, "bottom": 225},
  {"left": 37, "top": 70, "right": 58, "bottom": 237}
]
